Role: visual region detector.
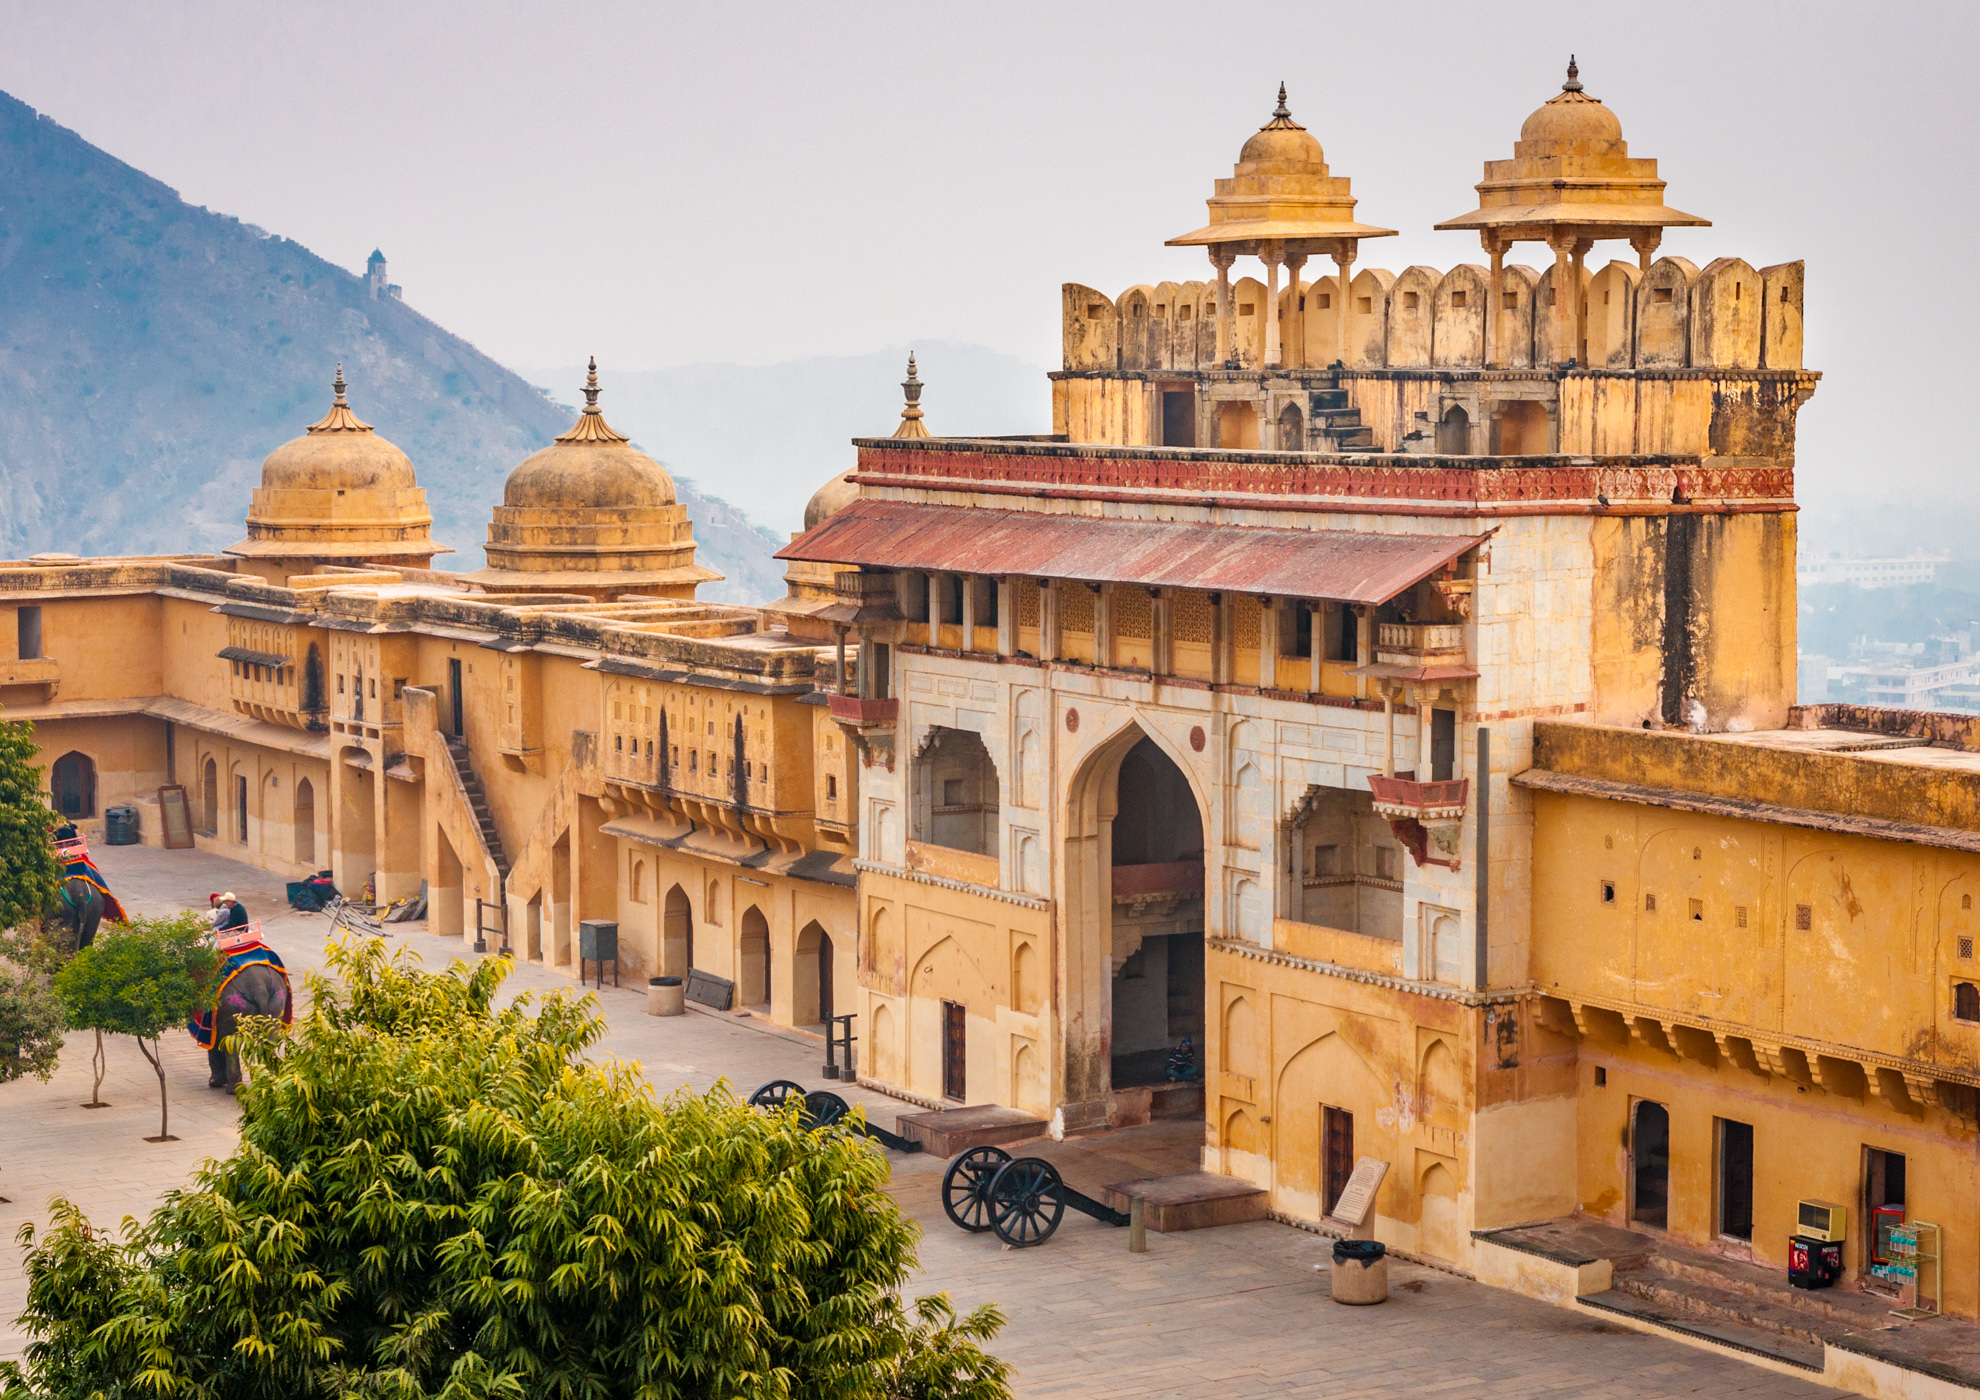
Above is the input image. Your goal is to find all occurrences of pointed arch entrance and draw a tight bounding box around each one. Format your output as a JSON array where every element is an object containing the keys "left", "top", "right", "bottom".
[{"left": 1061, "top": 719, "right": 1209, "bottom": 1128}]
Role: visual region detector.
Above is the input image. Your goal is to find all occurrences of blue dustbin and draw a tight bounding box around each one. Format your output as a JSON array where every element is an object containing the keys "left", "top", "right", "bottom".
[{"left": 105, "top": 805, "right": 139, "bottom": 845}]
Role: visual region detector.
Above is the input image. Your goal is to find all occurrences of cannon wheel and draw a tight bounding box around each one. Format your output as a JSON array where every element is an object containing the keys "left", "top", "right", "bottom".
[
  {"left": 988, "top": 1157, "right": 1066, "bottom": 1248},
  {"left": 941, "top": 1145, "right": 1012, "bottom": 1233},
  {"left": 748, "top": 1080, "right": 808, "bottom": 1111},
  {"left": 802, "top": 1089, "right": 850, "bottom": 1129}
]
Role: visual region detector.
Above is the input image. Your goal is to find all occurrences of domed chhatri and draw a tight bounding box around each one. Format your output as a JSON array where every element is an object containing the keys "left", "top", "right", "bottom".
[
  {"left": 465, "top": 359, "right": 719, "bottom": 601},
  {"left": 1436, "top": 59, "right": 1710, "bottom": 365},
  {"left": 227, "top": 366, "right": 449, "bottom": 585},
  {"left": 1167, "top": 85, "right": 1395, "bottom": 372}
]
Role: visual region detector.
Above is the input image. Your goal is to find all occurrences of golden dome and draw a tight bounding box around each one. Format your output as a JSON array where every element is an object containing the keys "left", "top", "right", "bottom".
[
  {"left": 1515, "top": 60, "right": 1625, "bottom": 156},
  {"left": 501, "top": 359, "right": 677, "bottom": 510},
  {"left": 257, "top": 368, "right": 416, "bottom": 491},
  {"left": 804, "top": 470, "right": 857, "bottom": 531}
]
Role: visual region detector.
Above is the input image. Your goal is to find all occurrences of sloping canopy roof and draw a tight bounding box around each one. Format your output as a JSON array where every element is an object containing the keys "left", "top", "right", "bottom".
[{"left": 777, "top": 500, "right": 1485, "bottom": 605}]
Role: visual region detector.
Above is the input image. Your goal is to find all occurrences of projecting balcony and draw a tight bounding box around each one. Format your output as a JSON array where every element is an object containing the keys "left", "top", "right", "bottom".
[
  {"left": 1367, "top": 775, "right": 1469, "bottom": 867},
  {"left": 0, "top": 656, "right": 59, "bottom": 699},
  {"left": 1350, "top": 623, "right": 1478, "bottom": 685},
  {"left": 828, "top": 694, "right": 899, "bottom": 725}
]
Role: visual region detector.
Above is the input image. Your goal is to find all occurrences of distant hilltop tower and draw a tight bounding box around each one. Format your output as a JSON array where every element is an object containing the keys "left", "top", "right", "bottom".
[{"left": 366, "top": 248, "right": 402, "bottom": 302}]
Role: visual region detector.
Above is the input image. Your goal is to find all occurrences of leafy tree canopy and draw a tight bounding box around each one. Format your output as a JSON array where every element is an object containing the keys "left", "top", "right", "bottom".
[
  {"left": 6, "top": 938, "right": 1011, "bottom": 1400},
  {"left": 0, "top": 716, "right": 61, "bottom": 932},
  {"left": 0, "top": 966, "right": 63, "bottom": 1087},
  {"left": 52, "top": 914, "right": 216, "bottom": 1040}
]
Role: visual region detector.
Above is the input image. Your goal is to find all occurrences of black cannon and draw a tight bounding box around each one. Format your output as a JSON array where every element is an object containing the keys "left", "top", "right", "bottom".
[
  {"left": 746, "top": 1080, "right": 923, "bottom": 1154},
  {"left": 941, "top": 1145, "right": 1130, "bottom": 1248}
]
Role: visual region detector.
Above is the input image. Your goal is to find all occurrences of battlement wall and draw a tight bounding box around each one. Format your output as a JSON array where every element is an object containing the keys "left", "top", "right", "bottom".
[{"left": 1064, "top": 256, "right": 1803, "bottom": 376}]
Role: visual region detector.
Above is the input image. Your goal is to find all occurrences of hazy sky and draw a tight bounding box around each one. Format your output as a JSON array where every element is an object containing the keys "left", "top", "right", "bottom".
[{"left": 2, "top": 1, "right": 1972, "bottom": 524}]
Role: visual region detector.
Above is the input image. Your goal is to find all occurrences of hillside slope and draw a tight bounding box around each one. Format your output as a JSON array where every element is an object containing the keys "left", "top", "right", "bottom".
[{"left": 0, "top": 91, "right": 782, "bottom": 601}]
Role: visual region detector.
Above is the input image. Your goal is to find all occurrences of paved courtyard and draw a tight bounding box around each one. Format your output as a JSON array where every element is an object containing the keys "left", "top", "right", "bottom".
[{"left": 0, "top": 844, "right": 1846, "bottom": 1396}]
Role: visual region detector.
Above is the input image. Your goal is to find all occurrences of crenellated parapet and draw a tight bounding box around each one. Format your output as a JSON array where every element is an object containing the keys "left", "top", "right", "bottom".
[{"left": 1063, "top": 254, "right": 1802, "bottom": 376}]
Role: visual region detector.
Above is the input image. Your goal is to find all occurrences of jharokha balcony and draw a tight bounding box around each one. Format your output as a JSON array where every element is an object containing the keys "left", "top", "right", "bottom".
[
  {"left": 1367, "top": 775, "right": 1469, "bottom": 868},
  {"left": 827, "top": 694, "right": 898, "bottom": 725},
  {"left": 1354, "top": 622, "right": 1478, "bottom": 684}
]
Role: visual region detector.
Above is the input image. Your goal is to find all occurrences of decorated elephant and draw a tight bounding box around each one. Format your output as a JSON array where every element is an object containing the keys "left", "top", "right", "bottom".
[
  {"left": 190, "top": 934, "right": 294, "bottom": 1090},
  {"left": 47, "top": 825, "right": 123, "bottom": 953}
]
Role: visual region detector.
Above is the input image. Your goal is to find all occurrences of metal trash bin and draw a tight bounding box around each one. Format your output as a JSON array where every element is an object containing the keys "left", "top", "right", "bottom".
[
  {"left": 1330, "top": 1239, "right": 1388, "bottom": 1305},
  {"left": 104, "top": 805, "right": 139, "bottom": 846},
  {"left": 647, "top": 976, "right": 685, "bottom": 1017},
  {"left": 577, "top": 920, "right": 618, "bottom": 988}
]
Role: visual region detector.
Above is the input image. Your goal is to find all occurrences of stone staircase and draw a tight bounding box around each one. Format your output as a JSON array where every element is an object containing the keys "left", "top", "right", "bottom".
[
  {"left": 1307, "top": 379, "right": 1377, "bottom": 452},
  {"left": 441, "top": 734, "right": 511, "bottom": 883}
]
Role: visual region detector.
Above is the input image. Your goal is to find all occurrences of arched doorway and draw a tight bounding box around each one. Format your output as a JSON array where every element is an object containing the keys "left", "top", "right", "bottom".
[
  {"left": 664, "top": 884, "right": 693, "bottom": 977},
  {"left": 740, "top": 905, "right": 770, "bottom": 1009},
  {"left": 1061, "top": 721, "right": 1210, "bottom": 1123},
  {"left": 1435, "top": 403, "right": 1470, "bottom": 454},
  {"left": 795, "top": 920, "right": 832, "bottom": 1029},
  {"left": 200, "top": 756, "right": 219, "bottom": 835},
  {"left": 1277, "top": 402, "right": 1304, "bottom": 450},
  {"left": 1109, "top": 736, "right": 1206, "bottom": 1089},
  {"left": 50, "top": 752, "right": 95, "bottom": 820},
  {"left": 294, "top": 777, "right": 316, "bottom": 864}
]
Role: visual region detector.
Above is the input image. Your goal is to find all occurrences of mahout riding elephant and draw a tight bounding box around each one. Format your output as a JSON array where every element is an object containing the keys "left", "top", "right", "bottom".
[{"left": 199, "top": 960, "right": 293, "bottom": 1090}]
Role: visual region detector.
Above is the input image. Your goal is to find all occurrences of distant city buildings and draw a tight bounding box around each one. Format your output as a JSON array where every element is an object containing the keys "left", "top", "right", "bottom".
[{"left": 1796, "top": 552, "right": 1946, "bottom": 588}]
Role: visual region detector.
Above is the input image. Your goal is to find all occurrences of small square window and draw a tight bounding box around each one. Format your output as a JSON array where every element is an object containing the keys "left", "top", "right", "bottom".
[
  {"left": 1403, "top": 291, "right": 1420, "bottom": 311},
  {"left": 1964, "top": 893, "right": 1972, "bottom": 911},
  {"left": 1450, "top": 290, "right": 1468, "bottom": 309},
  {"left": 1735, "top": 906, "right": 1748, "bottom": 929},
  {"left": 1601, "top": 881, "right": 1616, "bottom": 904},
  {"left": 1503, "top": 291, "right": 1518, "bottom": 310},
  {"left": 1795, "top": 903, "right": 1813, "bottom": 931},
  {"left": 826, "top": 775, "right": 838, "bottom": 801},
  {"left": 1690, "top": 899, "right": 1705, "bottom": 922},
  {"left": 1594, "top": 1067, "right": 1607, "bottom": 1087},
  {"left": 1961, "top": 937, "right": 1974, "bottom": 961},
  {"left": 943, "top": 778, "right": 965, "bottom": 805},
  {"left": 1317, "top": 293, "right": 1331, "bottom": 310},
  {"left": 1357, "top": 296, "right": 1372, "bottom": 314},
  {"left": 1645, "top": 893, "right": 1657, "bottom": 913},
  {"left": 1238, "top": 302, "right": 1255, "bottom": 316},
  {"left": 1653, "top": 287, "right": 1674, "bottom": 305}
]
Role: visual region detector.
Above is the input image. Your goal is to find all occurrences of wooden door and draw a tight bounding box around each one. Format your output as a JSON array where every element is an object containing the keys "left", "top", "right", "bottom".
[
  {"left": 942, "top": 1000, "right": 966, "bottom": 1102},
  {"left": 1323, "top": 1106, "right": 1354, "bottom": 1215}
]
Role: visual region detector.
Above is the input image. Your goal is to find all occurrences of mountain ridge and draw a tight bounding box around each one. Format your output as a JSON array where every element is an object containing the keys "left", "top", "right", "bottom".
[{"left": 0, "top": 90, "right": 784, "bottom": 602}]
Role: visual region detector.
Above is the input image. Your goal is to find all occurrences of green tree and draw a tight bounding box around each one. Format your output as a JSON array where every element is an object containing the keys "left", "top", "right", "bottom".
[
  {"left": 51, "top": 914, "right": 215, "bottom": 1141},
  {"left": 6, "top": 937, "right": 1010, "bottom": 1399},
  {"left": 0, "top": 964, "right": 64, "bottom": 1201},
  {"left": 0, "top": 715, "right": 61, "bottom": 932}
]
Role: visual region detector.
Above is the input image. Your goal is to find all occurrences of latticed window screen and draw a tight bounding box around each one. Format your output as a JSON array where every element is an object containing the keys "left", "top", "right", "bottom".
[
  {"left": 1017, "top": 579, "right": 1041, "bottom": 627},
  {"left": 1174, "top": 591, "right": 1213, "bottom": 643},
  {"left": 1234, "top": 596, "right": 1261, "bottom": 649},
  {"left": 1114, "top": 587, "right": 1152, "bottom": 639},
  {"left": 1060, "top": 584, "right": 1095, "bottom": 634}
]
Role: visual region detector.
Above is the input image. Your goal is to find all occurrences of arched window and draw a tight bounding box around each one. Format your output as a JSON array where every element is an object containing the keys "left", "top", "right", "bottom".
[
  {"left": 1956, "top": 982, "right": 1980, "bottom": 1023},
  {"left": 50, "top": 751, "right": 96, "bottom": 819},
  {"left": 294, "top": 777, "right": 316, "bottom": 865},
  {"left": 630, "top": 859, "right": 647, "bottom": 904},
  {"left": 1277, "top": 402, "right": 1304, "bottom": 449},
  {"left": 1435, "top": 404, "right": 1470, "bottom": 455},
  {"left": 200, "top": 756, "right": 219, "bottom": 835}
]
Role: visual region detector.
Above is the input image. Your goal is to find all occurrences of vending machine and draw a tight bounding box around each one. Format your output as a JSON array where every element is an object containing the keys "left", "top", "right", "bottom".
[{"left": 1790, "top": 1199, "right": 1846, "bottom": 1290}]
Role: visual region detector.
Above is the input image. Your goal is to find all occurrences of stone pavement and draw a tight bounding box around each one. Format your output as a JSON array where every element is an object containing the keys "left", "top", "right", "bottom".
[{"left": 0, "top": 844, "right": 1848, "bottom": 1396}]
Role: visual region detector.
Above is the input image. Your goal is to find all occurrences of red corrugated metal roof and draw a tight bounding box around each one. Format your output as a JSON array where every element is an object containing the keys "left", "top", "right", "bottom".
[{"left": 777, "top": 500, "right": 1486, "bottom": 605}]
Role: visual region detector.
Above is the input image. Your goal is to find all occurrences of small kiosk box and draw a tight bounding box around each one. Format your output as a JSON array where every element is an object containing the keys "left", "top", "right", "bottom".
[{"left": 1797, "top": 1199, "right": 1847, "bottom": 1243}]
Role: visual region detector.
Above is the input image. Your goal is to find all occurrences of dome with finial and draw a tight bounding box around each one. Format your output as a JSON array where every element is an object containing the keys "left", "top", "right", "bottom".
[
  {"left": 1168, "top": 83, "right": 1394, "bottom": 250},
  {"left": 255, "top": 365, "right": 418, "bottom": 491},
  {"left": 228, "top": 365, "right": 449, "bottom": 583},
  {"left": 502, "top": 358, "right": 677, "bottom": 510},
  {"left": 1435, "top": 58, "right": 1708, "bottom": 239},
  {"left": 1237, "top": 83, "right": 1328, "bottom": 170},
  {"left": 804, "top": 471, "right": 858, "bottom": 531},
  {"left": 1516, "top": 56, "right": 1625, "bottom": 155},
  {"left": 467, "top": 358, "right": 717, "bottom": 600}
]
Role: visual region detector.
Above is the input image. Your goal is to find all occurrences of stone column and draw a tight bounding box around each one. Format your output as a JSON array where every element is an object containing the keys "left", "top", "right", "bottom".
[
  {"left": 1309, "top": 603, "right": 1323, "bottom": 693},
  {"left": 1212, "top": 593, "right": 1232, "bottom": 685},
  {"left": 1630, "top": 229, "right": 1662, "bottom": 274},
  {"left": 1571, "top": 238, "right": 1593, "bottom": 366},
  {"left": 1330, "top": 246, "right": 1358, "bottom": 369},
  {"left": 1382, "top": 687, "right": 1396, "bottom": 778},
  {"left": 1151, "top": 589, "right": 1172, "bottom": 677},
  {"left": 959, "top": 576, "right": 977, "bottom": 654},
  {"left": 1547, "top": 234, "right": 1576, "bottom": 366},
  {"left": 996, "top": 578, "right": 1016, "bottom": 657},
  {"left": 1258, "top": 597, "right": 1277, "bottom": 690},
  {"left": 1484, "top": 234, "right": 1506, "bottom": 368},
  {"left": 1210, "top": 246, "right": 1237, "bottom": 367},
  {"left": 1283, "top": 249, "right": 1308, "bottom": 369},
  {"left": 1040, "top": 580, "right": 1060, "bottom": 662},
  {"left": 927, "top": 573, "right": 942, "bottom": 648},
  {"left": 833, "top": 625, "right": 848, "bottom": 694},
  {"left": 1094, "top": 584, "right": 1114, "bottom": 669},
  {"left": 1354, "top": 605, "right": 1372, "bottom": 700},
  {"left": 1261, "top": 240, "right": 1285, "bottom": 369}
]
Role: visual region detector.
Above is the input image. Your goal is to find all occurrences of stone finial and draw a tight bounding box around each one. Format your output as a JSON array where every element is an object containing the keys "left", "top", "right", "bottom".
[
  {"left": 1563, "top": 56, "right": 1582, "bottom": 93},
  {"left": 556, "top": 355, "right": 630, "bottom": 444},
  {"left": 1261, "top": 81, "right": 1305, "bottom": 132},
  {"left": 307, "top": 363, "right": 372, "bottom": 434},
  {"left": 893, "top": 352, "right": 930, "bottom": 439}
]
